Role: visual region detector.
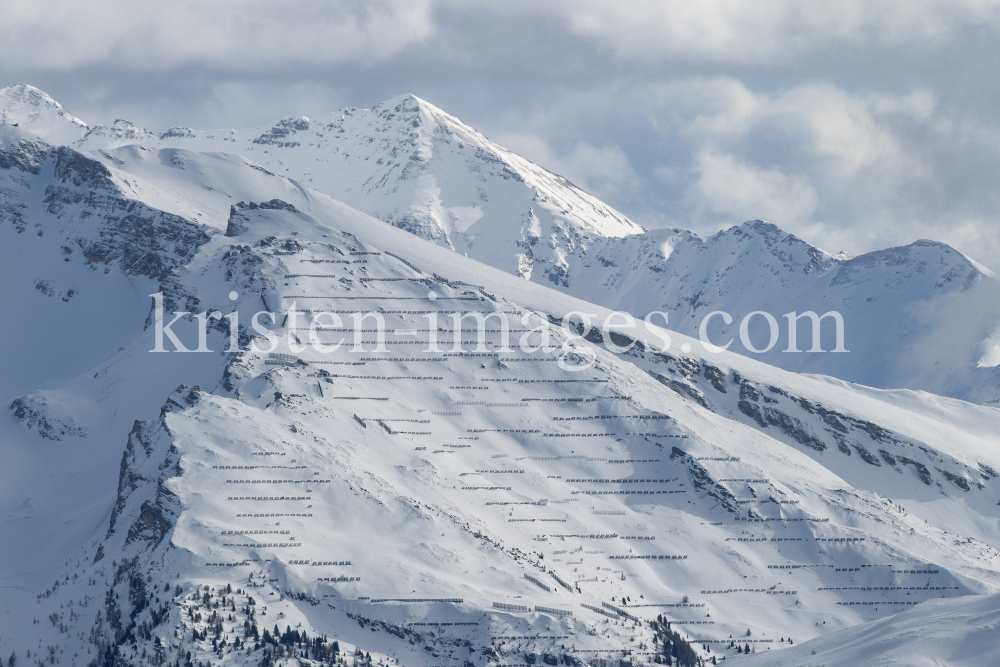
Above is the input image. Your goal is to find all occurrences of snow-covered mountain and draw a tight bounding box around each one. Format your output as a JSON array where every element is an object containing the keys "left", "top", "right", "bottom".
[
  {"left": 744, "top": 592, "right": 1000, "bottom": 666},
  {"left": 573, "top": 222, "right": 1000, "bottom": 404},
  {"left": 71, "top": 91, "right": 643, "bottom": 279},
  {"left": 5, "top": 83, "right": 1000, "bottom": 405},
  {"left": 0, "top": 83, "right": 88, "bottom": 146},
  {"left": 3, "top": 118, "right": 1000, "bottom": 667}
]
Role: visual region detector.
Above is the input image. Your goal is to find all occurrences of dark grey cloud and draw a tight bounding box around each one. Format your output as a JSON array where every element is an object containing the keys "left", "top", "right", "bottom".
[{"left": 2, "top": 0, "right": 999, "bottom": 265}]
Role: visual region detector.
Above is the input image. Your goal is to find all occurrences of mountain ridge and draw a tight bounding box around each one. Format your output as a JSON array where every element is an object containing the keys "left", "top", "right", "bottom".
[
  {"left": 0, "top": 83, "right": 88, "bottom": 145},
  {"left": 3, "top": 130, "right": 1000, "bottom": 666},
  {"left": 5, "top": 84, "right": 1000, "bottom": 403}
]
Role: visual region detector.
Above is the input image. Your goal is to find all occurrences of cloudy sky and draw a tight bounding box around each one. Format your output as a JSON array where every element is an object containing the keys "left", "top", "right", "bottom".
[{"left": 3, "top": 0, "right": 999, "bottom": 266}]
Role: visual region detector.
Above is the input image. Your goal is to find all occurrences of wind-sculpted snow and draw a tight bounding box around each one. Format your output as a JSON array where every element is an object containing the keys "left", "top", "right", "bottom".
[{"left": 3, "top": 124, "right": 1000, "bottom": 667}]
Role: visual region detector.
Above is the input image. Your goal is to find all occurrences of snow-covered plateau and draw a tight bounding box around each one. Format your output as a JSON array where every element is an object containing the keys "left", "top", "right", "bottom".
[{"left": 1, "top": 84, "right": 999, "bottom": 667}]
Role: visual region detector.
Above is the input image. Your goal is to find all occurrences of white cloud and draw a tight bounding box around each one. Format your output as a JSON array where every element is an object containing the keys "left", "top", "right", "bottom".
[
  {"left": 494, "top": 132, "right": 641, "bottom": 201},
  {"left": 558, "top": 142, "right": 642, "bottom": 200},
  {"left": 485, "top": 76, "right": 1000, "bottom": 266},
  {"left": 0, "top": 0, "right": 435, "bottom": 72},
  {"left": 673, "top": 80, "right": 1000, "bottom": 262},
  {"left": 691, "top": 149, "right": 819, "bottom": 225},
  {"left": 3, "top": 1, "right": 997, "bottom": 76},
  {"left": 556, "top": 0, "right": 1000, "bottom": 66},
  {"left": 687, "top": 82, "right": 923, "bottom": 184}
]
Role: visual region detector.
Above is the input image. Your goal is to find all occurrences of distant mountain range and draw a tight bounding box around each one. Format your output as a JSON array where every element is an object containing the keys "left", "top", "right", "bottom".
[
  {"left": 4, "top": 83, "right": 999, "bottom": 404},
  {"left": 3, "top": 84, "right": 1000, "bottom": 667}
]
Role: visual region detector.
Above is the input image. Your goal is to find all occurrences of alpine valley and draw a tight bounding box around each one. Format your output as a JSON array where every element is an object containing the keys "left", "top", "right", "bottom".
[{"left": 1, "top": 83, "right": 999, "bottom": 667}]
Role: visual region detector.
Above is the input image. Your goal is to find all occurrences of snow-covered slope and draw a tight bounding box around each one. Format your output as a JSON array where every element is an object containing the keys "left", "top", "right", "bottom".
[
  {"left": 71, "top": 92, "right": 643, "bottom": 279},
  {"left": 572, "top": 222, "right": 1000, "bottom": 404},
  {"left": 3, "top": 126, "right": 1000, "bottom": 667},
  {"left": 5, "top": 84, "right": 1000, "bottom": 404},
  {"left": 744, "top": 592, "right": 1000, "bottom": 666},
  {"left": 0, "top": 83, "right": 89, "bottom": 146}
]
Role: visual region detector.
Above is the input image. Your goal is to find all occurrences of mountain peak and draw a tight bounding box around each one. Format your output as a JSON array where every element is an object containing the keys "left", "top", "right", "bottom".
[
  {"left": 371, "top": 92, "right": 476, "bottom": 142},
  {"left": 730, "top": 219, "right": 836, "bottom": 264},
  {"left": 733, "top": 218, "right": 784, "bottom": 246},
  {"left": 375, "top": 92, "right": 443, "bottom": 116},
  {"left": 909, "top": 238, "right": 997, "bottom": 279},
  {"left": 0, "top": 84, "right": 88, "bottom": 145},
  {"left": 737, "top": 219, "right": 811, "bottom": 248},
  {"left": 0, "top": 84, "right": 72, "bottom": 116},
  {"left": 377, "top": 92, "right": 426, "bottom": 107},
  {"left": 79, "top": 118, "right": 157, "bottom": 145}
]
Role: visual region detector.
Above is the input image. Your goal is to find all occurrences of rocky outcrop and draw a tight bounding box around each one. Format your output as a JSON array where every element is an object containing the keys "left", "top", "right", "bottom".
[{"left": 9, "top": 394, "right": 86, "bottom": 440}]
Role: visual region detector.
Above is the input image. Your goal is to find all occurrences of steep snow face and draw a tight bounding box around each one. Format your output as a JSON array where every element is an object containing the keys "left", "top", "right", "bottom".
[
  {"left": 0, "top": 84, "right": 89, "bottom": 146},
  {"left": 4, "top": 139, "right": 1000, "bottom": 667}
]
